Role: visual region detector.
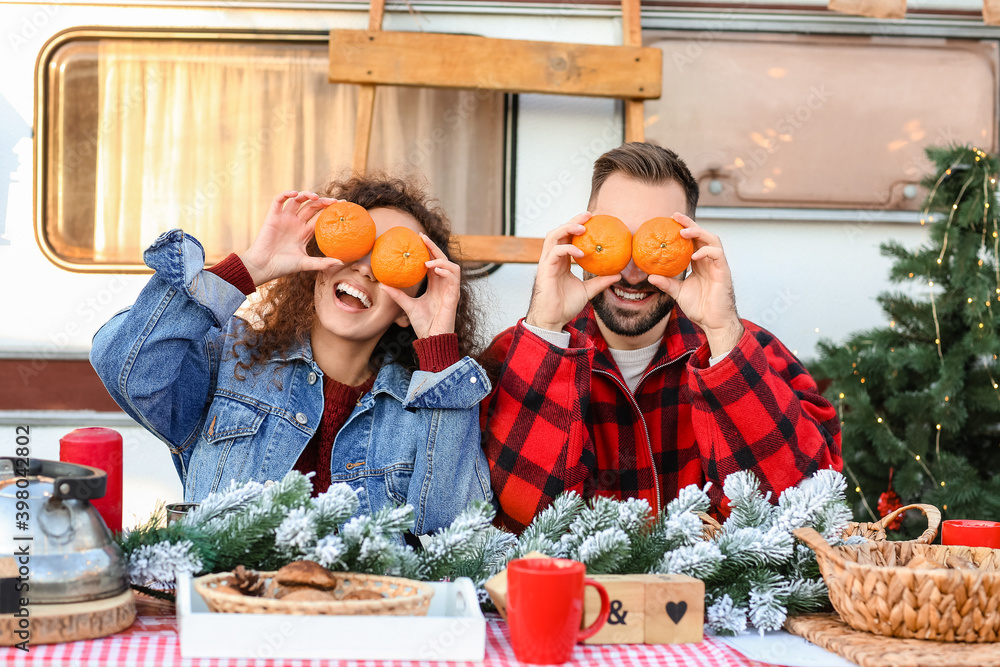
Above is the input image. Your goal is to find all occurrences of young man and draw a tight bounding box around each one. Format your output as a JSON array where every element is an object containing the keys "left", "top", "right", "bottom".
[{"left": 480, "top": 142, "right": 842, "bottom": 533}]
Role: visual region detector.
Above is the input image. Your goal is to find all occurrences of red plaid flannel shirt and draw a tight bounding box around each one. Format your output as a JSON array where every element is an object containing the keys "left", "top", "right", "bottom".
[{"left": 480, "top": 305, "right": 842, "bottom": 533}]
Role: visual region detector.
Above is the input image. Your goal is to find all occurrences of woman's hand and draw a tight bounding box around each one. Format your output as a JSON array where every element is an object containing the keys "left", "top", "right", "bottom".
[
  {"left": 524, "top": 213, "right": 621, "bottom": 332},
  {"left": 238, "top": 191, "right": 344, "bottom": 286},
  {"left": 379, "top": 233, "right": 461, "bottom": 339},
  {"left": 647, "top": 212, "right": 744, "bottom": 357}
]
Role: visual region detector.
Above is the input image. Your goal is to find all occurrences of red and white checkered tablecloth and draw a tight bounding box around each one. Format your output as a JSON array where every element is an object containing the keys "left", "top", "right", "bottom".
[{"left": 0, "top": 611, "right": 777, "bottom": 667}]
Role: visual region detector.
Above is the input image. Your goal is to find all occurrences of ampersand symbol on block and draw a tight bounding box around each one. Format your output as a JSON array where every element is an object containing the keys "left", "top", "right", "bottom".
[
  {"left": 666, "top": 601, "right": 687, "bottom": 624},
  {"left": 607, "top": 600, "right": 628, "bottom": 625}
]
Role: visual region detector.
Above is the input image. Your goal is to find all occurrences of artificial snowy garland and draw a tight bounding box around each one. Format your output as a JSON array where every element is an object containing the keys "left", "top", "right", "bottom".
[{"left": 118, "top": 468, "right": 857, "bottom": 635}]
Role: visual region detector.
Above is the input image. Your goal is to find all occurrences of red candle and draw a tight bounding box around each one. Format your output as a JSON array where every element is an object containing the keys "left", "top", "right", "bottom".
[
  {"left": 941, "top": 519, "right": 1000, "bottom": 549},
  {"left": 59, "top": 427, "right": 123, "bottom": 532}
]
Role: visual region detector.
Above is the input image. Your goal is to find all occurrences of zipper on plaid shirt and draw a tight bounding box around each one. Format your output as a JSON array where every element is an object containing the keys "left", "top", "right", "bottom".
[
  {"left": 593, "top": 369, "right": 662, "bottom": 514},
  {"left": 593, "top": 350, "right": 694, "bottom": 515}
]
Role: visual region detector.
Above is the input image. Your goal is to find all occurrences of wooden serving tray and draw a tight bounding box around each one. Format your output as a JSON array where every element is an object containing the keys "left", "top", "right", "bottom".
[
  {"left": 177, "top": 572, "right": 485, "bottom": 661},
  {"left": 786, "top": 613, "right": 1000, "bottom": 667}
]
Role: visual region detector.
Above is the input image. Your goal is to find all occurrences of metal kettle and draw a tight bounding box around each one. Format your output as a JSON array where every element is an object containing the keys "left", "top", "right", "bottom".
[{"left": 0, "top": 458, "right": 128, "bottom": 608}]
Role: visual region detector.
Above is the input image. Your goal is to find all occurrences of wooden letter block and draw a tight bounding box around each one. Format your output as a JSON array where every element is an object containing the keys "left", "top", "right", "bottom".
[
  {"left": 483, "top": 551, "right": 549, "bottom": 621},
  {"left": 582, "top": 574, "right": 646, "bottom": 645},
  {"left": 637, "top": 574, "right": 704, "bottom": 644}
]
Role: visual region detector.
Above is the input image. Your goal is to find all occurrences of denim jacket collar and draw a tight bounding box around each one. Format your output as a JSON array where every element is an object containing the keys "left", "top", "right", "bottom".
[
  {"left": 367, "top": 362, "right": 409, "bottom": 405},
  {"left": 279, "top": 334, "right": 315, "bottom": 365},
  {"left": 275, "top": 335, "right": 410, "bottom": 406}
]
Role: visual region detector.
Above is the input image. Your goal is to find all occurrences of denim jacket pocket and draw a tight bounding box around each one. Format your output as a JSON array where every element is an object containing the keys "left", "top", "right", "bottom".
[
  {"left": 190, "top": 396, "right": 268, "bottom": 496},
  {"left": 384, "top": 465, "right": 414, "bottom": 505},
  {"left": 203, "top": 396, "right": 267, "bottom": 443}
]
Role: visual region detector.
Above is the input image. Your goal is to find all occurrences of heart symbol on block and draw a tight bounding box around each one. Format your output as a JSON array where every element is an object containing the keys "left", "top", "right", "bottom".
[{"left": 666, "top": 601, "right": 687, "bottom": 624}]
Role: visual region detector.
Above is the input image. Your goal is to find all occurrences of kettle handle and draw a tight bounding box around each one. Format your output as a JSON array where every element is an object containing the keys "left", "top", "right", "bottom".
[{"left": 0, "top": 458, "right": 107, "bottom": 501}]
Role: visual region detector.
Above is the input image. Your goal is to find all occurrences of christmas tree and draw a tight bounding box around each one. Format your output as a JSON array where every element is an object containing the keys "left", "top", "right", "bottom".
[{"left": 812, "top": 145, "right": 1000, "bottom": 529}]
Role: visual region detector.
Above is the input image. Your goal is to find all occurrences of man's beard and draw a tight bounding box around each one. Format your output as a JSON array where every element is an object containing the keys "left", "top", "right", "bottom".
[{"left": 587, "top": 275, "right": 676, "bottom": 338}]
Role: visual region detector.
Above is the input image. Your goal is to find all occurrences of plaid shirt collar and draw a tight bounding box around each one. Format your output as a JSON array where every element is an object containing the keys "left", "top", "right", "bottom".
[{"left": 566, "top": 303, "right": 708, "bottom": 380}]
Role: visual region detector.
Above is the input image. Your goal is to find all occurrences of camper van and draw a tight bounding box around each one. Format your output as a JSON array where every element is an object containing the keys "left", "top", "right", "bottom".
[{"left": 0, "top": 0, "right": 992, "bottom": 524}]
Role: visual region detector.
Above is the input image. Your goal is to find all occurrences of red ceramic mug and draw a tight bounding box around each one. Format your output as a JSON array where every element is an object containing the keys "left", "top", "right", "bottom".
[
  {"left": 941, "top": 519, "right": 1000, "bottom": 549},
  {"left": 506, "top": 558, "right": 610, "bottom": 664}
]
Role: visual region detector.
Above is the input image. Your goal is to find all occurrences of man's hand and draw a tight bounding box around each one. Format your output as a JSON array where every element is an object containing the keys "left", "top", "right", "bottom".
[
  {"left": 647, "top": 212, "right": 744, "bottom": 357},
  {"left": 525, "top": 213, "right": 621, "bottom": 332},
  {"left": 380, "top": 233, "right": 460, "bottom": 339},
  {"left": 238, "top": 191, "right": 344, "bottom": 286}
]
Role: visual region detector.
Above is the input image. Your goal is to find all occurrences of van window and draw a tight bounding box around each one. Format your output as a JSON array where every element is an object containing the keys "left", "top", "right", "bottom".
[
  {"left": 644, "top": 31, "right": 998, "bottom": 210},
  {"left": 39, "top": 33, "right": 507, "bottom": 269}
]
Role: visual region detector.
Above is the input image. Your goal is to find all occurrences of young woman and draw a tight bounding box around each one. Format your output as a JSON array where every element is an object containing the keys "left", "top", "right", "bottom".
[{"left": 91, "top": 175, "right": 492, "bottom": 534}]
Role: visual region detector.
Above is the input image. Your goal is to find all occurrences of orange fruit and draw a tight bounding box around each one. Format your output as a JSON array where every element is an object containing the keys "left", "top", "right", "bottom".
[
  {"left": 371, "top": 226, "right": 431, "bottom": 289},
  {"left": 631, "top": 217, "right": 693, "bottom": 277},
  {"left": 314, "top": 201, "right": 376, "bottom": 262},
  {"left": 571, "top": 215, "right": 632, "bottom": 276}
]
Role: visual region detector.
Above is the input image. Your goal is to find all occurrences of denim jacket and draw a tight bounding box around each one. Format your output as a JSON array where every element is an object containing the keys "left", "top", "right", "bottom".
[{"left": 91, "top": 230, "right": 493, "bottom": 534}]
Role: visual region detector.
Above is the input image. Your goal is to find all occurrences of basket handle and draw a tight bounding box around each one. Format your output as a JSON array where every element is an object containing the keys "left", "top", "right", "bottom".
[
  {"left": 699, "top": 512, "right": 723, "bottom": 531},
  {"left": 792, "top": 527, "right": 848, "bottom": 567},
  {"left": 871, "top": 503, "right": 941, "bottom": 544}
]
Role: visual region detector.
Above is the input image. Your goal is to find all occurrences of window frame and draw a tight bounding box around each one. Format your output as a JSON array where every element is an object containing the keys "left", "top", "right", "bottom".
[{"left": 34, "top": 26, "right": 515, "bottom": 273}]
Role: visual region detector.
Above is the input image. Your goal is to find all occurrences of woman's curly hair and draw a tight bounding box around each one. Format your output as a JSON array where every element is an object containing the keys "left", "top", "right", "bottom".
[{"left": 233, "top": 174, "right": 483, "bottom": 381}]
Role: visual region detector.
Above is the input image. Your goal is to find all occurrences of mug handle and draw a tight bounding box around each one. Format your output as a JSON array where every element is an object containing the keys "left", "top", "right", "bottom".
[{"left": 577, "top": 578, "right": 610, "bottom": 641}]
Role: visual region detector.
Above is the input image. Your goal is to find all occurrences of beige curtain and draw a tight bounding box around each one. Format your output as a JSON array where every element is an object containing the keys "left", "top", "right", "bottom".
[{"left": 94, "top": 40, "right": 504, "bottom": 264}]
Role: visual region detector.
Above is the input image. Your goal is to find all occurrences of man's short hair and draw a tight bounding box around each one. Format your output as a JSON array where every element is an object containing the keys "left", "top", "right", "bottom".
[{"left": 588, "top": 142, "right": 699, "bottom": 216}]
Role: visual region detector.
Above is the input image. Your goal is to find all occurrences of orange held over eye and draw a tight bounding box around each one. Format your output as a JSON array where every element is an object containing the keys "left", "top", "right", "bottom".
[
  {"left": 314, "top": 201, "right": 377, "bottom": 262},
  {"left": 632, "top": 217, "right": 693, "bottom": 277},
  {"left": 572, "top": 215, "right": 632, "bottom": 276},
  {"left": 371, "top": 227, "right": 431, "bottom": 289}
]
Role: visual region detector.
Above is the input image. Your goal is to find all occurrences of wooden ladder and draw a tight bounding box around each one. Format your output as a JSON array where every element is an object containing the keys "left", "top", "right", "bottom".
[{"left": 331, "top": 0, "right": 656, "bottom": 264}]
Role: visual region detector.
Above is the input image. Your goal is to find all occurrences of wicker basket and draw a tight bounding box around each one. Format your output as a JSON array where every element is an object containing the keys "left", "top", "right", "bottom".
[
  {"left": 794, "top": 526, "right": 1000, "bottom": 642},
  {"left": 702, "top": 503, "right": 941, "bottom": 543},
  {"left": 845, "top": 503, "right": 941, "bottom": 543},
  {"left": 193, "top": 570, "right": 435, "bottom": 616}
]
